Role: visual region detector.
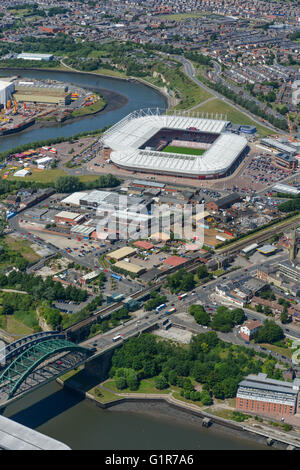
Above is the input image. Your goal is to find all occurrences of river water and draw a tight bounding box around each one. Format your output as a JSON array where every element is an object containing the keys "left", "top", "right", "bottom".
[
  {"left": 3, "top": 382, "right": 269, "bottom": 450},
  {"left": 0, "top": 68, "right": 269, "bottom": 450},
  {"left": 0, "top": 68, "right": 167, "bottom": 152}
]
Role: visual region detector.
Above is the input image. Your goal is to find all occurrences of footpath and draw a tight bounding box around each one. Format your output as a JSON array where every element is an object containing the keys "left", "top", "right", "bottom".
[{"left": 57, "top": 377, "right": 300, "bottom": 450}]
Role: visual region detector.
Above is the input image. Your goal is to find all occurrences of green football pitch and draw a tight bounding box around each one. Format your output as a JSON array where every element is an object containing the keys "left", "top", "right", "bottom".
[{"left": 161, "top": 145, "right": 206, "bottom": 156}]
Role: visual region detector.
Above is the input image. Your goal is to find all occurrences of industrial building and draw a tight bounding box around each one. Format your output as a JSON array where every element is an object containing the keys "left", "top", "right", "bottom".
[
  {"left": 272, "top": 183, "right": 300, "bottom": 196},
  {"left": 0, "top": 80, "right": 15, "bottom": 109},
  {"left": 107, "top": 246, "right": 136, "bottom": 261},
  {"left": 102, "top": 109, "right": 248, "bottom": 179},
  {"left": 16, "top": 53, "right": 54, "bottom": 61},
  {"left": 260, "top": 138, "right": 298, "bottom": 156},
  {"left": 14, "top": 80, "right": 71, "bottom": 105},
  {"left": 236, "top": 373, "right": 300, "bottom": 418}
]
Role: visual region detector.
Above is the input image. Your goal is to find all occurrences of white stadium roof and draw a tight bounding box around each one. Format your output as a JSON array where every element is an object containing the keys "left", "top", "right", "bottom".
[{"left": 103, "top": 111, "right": 248, "bottom": 178}]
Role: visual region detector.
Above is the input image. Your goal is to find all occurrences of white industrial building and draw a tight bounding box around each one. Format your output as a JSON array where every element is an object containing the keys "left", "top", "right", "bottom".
[
  {"left": 102, "top": 109, "right": 248, "bottom": 179},
  {"left": 16, "top": 53, "right": 54, "bottom": 61},
  {"left": 0, "top": 80, "right": 15, "bottom": 109}
]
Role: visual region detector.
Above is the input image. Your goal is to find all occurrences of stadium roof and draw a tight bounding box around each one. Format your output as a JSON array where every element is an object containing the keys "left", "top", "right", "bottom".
[{"left": 103, "top": 111, "right": 247, "bottom": 178}]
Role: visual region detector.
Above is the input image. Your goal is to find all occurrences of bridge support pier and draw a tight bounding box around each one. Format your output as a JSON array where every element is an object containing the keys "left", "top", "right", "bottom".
[{"left": 84, "top": 349, "right": 115, "bottom": 382}]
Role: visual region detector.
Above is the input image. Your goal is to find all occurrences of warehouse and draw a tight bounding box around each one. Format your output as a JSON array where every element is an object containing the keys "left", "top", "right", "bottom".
[
  {"left": 54, "top": 211, "right": 85, "bottom": 226},
  {"left": 16, "top": 53, "right": 54, "bottom": 61},
  {"left": 107, "top": 246, "right": 136, "bottom": 261},
  {"left": 114, "top": 261, "right": 146, "bottom": 275},
  {"left": 0, "top": 80, "right": 15, "bottom": 109},
  {"left": 61, "top": 192, "right": 88, "bottom": 208}
]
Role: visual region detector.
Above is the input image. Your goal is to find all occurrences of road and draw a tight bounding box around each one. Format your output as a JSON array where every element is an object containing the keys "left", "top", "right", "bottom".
[{"left": 175, "top": 55, "right": 280, "bottom": 133}]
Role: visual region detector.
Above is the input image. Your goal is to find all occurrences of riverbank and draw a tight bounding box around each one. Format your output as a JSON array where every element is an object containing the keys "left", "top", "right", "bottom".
[
  {"left": 0, "top": 68, "right": 131, "bottom": 139},
  {"left": 56, "top": 376, "right": 296, "bottom": 450},
  {"left": 0, "top": 64, "right": 171, "bottom": 109}
]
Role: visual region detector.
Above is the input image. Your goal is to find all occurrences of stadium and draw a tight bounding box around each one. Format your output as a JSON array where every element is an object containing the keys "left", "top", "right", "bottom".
[{"left": 102, "top": 109, "right": 249, "bottom": 180}]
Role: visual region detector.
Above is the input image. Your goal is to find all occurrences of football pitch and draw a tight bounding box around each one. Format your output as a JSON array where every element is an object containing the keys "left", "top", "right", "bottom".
[{"left": 162, "top": 145, "right": 206, "bottom": 156}]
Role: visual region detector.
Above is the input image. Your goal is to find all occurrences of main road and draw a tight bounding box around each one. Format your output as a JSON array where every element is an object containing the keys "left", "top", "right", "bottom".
[{"left": 175, "top": 55, "right": 280, "bottom": 133}]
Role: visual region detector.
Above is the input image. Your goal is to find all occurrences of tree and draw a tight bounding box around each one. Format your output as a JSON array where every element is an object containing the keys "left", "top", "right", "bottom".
[
  {"left": 189, "top": 305, "right": 210, "bottom": 326},
  {"left": 154, "top": 375, "right": 168, "bottom": 390},
  {"left": 280, "top": 308, "right": 290, "bottom": 324},
  {"left": 54, "top": 175, "right": 83, "bottom": 193},
  {"left": 255, "top": 320, "right": 284, "bottom": 344}
]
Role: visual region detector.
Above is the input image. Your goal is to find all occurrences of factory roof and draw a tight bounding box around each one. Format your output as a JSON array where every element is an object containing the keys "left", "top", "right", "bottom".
[
  {"left": 107, "top": 246, "right": 136, "bottom": 260},
  {"left": 61, "top": 192, "right": 88, "bottom": 207},
  {"left": 114, "top": 260, "right": 145, "bottom": 274}
]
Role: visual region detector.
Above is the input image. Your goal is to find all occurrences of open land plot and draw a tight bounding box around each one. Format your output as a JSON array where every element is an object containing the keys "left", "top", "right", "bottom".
[
  {"left": 4, "top": 234, "right": 41, "bottom": 263},
  {"left": 158, "top": 13, "right": 204, "bottom": 21},
  {"left": 193, "top": 98, "right": 276, "bottom": 137},
  {"left": 162, "top": 145, "right": 206, "bottom": 156}
]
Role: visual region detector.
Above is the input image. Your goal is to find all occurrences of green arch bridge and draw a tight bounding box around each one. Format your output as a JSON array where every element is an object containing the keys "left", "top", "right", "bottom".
[{"left": 0, "top": 337, "right": 94, "bottom": 402}]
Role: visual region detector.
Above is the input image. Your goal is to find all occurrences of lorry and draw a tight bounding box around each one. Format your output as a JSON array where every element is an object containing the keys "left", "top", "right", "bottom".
[
  {"left": 165, "top": 307, "right": 176, "bottom": 314},
  {"left": 178, "top": 293, "right": 188, "bottom": 300}
]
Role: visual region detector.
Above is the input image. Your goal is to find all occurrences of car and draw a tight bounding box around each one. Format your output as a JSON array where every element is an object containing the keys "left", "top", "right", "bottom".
[{"left": 56, "top": 360, "right": 62, "bottom": 365}]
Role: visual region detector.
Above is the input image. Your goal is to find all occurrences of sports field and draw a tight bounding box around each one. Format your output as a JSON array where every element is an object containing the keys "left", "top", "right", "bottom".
[{"left": 162, "top": 145, "right": 206, "bottom": 156}]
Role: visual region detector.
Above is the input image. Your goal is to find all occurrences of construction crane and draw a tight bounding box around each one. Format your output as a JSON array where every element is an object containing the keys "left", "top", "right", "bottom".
[
  {"left": 12, "top": 96, "right": 18, "bottom": 114},
  {"left": 6, "top": 99, "right": 11, "bottom": 111}
]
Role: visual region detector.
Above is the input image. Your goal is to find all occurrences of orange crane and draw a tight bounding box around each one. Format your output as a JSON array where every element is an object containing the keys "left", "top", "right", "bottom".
[{"left": 12, "top": 96, "right": 18, "bottom": 114}]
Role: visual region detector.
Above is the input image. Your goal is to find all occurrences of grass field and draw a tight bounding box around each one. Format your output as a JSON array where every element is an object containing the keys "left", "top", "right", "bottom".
[
  {"left": 4, "top": 235, "right": 41, "bottom": 263},
  {"left": 193, "top": 98, "right": 275, "bottom": 137},
  {"left": 70, "top": 95, "right": 106, "bottom": 118},
  {"left": 162, "top": 145, "right": 206, "bottom": 156},
  {"left": 1, "top": 167, "right": 107, "bottom": 185},
  {"left": 158, "top": 13, "right": 204, "bottom": 21}
]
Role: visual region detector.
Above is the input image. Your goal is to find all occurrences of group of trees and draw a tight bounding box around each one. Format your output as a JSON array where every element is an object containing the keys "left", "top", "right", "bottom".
[
  {"left": 166, "top": 268, "right": 195, "bottom": 294},
  {"left": 189, "top": 304, "right": 210, "bottom": 326},
  {"left": 204, "top": 79, "right": 288, "bottom": 131},
  {"left": 279, "top": 197, "right": 300, "bottom": 213},
  {"left": 0, "top": 270, "right": 88, "bottom": 303},
  {"left": 209, "top": 306, "right": 246, "bottom": 333},
  {"left": 254, "top": 319, "right": 284, "bottom": 344},
  {"left": 54, "top": 174, "right": 120, "bottom": 193},
  {"left": 109, "top": 331, "right": 281, "bottom": 403},
  {"left": 144, "top": 291, "right": 167, "bottom": 311}
]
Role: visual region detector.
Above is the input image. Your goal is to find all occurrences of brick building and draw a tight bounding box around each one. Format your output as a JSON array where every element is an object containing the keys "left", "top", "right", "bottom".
[
  {"left": 236, "top": 373, "right": 300, "bottom": 419},
  {"left": 239, "top": 319, "right": 262, "bottom": 341},
  {"left": 205, "top": 193, "right": 241, "bottom": 212}
]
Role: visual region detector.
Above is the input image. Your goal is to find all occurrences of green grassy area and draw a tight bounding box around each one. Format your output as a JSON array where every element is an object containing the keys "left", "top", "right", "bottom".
[
  {"left": 259, "top": 343, "right": 292, "bottom": 359},
  {"left": 158, "top": 13, "right": 204, "bottom": 21},
  {"left": 5, "top": 316, "right": 34, "bottom": 336},
  {"left": 1, "top": 167, "right": 107, "bottom": 185},
  {"left": 70, "top": 95, "right": 106, "bottom": 118},
  {"left": 162, "top": 145, "right": 205, "bottom": 156},
  {"left": 105, "top": 378, "right": 171, "bottom": 395},
  {"left": 193, "top": 97, "right": 276, "bottom": 137},
  {"left": 4, "top": 235, "right": 41, "bottom": 263}
]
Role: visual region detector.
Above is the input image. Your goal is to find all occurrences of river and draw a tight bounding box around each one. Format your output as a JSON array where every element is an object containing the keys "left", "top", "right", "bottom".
[
  {"left": 0, "top": 68, "right": 269, "bottom": 450},
  {"left": 0, "top": 68, "right": 167, "bottom": 152},
  {"left": 2, "top": 382, "right": 270, "bottom": 450}
]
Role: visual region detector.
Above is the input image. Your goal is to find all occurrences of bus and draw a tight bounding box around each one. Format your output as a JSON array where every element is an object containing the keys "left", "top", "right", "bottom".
[
  {"left": 155, "top": 303, "right": 167, "bottom": 313},
  {"left": 111, "top": 273, "right": 121, "bottom": 281},
  {"left": 178, "top": 293, "right": 188, "bottom": 300},
  {"left": 112, "top": 334, "right": 123, "bottom": 342},
  {"left": 165, "top": 307, "right": 176, "bottom": 315}
]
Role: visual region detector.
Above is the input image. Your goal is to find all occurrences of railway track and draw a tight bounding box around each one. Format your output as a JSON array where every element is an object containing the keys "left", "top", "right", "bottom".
[{"left": 64, "top": 259, "right": 203, "bottom": 337}]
